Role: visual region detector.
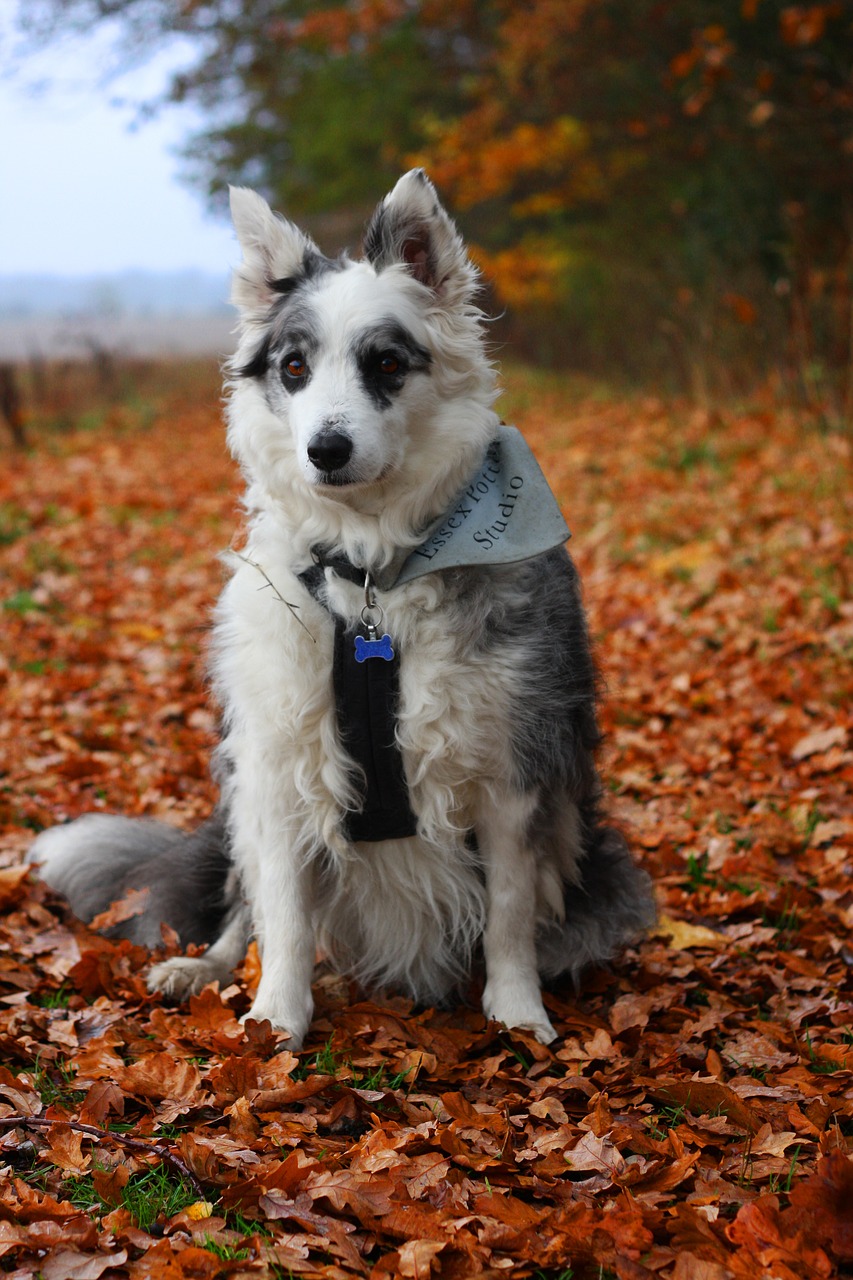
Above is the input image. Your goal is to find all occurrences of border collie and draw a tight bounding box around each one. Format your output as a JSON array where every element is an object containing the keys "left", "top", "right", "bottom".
[{"left": 29, "top": 171, "right": 654, "bottom": 1047}]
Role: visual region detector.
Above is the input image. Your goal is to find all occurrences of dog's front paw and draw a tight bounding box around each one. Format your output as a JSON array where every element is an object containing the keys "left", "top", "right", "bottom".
[
  {"left": 483, "top": 983, "right": 557, "bottom": 1045},
  {"left": 147, "top": 956, "right": 227, "bottom": 1001},
  {"left": 240, "top": 998, "right": 311, "bottom": 1051}
]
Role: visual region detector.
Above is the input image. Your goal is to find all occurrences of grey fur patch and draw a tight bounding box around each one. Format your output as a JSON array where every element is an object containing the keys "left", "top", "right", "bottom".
[
  {"left": 536, "top": 826, "right": 657, "bottom": 981},
  {"left": 354, "top": 319, "right": 432, "bottom": 410},
  {"left": 235, "top": 256, "right": 342, "bottom": 381},
  {"left": 28, "top": 811, "right": 232, "bottom": 949},
  {"left": 448, "top": 548, "right": 600, "bottom": 798},
  {"left": 442, "top": 548, "right": 654, "bottom": 988}
]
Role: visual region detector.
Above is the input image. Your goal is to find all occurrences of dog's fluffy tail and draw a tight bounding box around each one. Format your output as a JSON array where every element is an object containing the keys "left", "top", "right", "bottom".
[
  {"left": 27, "top": 812, "right": 231, "bottom": 949},
  {"left": 537, "top": 826, "right": 656, "bottom": 982}
]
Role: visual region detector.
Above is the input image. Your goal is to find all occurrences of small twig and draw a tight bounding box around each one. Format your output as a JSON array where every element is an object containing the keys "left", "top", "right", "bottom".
[
  {"left": 232, "top": 551, "right": 316, "bottom": 642},
  {"left": 0, "top": 1115, "right": 206, "bottom": 1200}
]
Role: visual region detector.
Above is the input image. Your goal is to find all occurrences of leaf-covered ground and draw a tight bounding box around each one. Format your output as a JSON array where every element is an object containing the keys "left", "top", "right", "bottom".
[{"left": 0, "top": 364, "right": 851, "bottom": 1279}]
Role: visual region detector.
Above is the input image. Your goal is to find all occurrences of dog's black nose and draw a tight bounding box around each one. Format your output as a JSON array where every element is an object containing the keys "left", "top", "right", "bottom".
[{"left": 307, "top": 430, "right": 353, "bottom": 473}]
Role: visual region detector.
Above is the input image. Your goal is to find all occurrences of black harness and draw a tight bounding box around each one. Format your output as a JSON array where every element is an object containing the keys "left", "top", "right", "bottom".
[{"left": 298, "top": 556, "right": 418, "bottom": 843}]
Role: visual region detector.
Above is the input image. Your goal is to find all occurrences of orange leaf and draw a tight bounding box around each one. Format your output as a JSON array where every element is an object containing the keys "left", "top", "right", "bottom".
[{"left": 116, "top": 1053, "right": 201, "bottom": 1102}]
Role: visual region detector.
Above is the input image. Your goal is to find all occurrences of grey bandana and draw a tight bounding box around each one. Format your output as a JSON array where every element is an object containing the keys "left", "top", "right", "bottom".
[
  {"left": 299, "top": 425, "right": 569, "bottom": 842},
  {"left": 374, "top": 424, "right": 570, "bottom": 590}
]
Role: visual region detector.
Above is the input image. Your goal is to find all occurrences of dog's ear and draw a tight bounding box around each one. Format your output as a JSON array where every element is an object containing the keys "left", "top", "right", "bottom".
[
  {"left": 363, "top": 169, "right": 477, "bottom": 303},
  {"left": 229, "top": 186, "right": 320, "bottom": 314}
]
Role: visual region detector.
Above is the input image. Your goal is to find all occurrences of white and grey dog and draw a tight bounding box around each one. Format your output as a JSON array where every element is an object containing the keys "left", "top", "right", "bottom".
[{"left": 29, "top": 170, "right": 654, "bottom": 1047}]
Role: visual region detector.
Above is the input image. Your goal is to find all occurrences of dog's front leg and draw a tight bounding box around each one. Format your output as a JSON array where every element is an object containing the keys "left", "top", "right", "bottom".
[
  {"left": 226, "top": 758, "right": 317, "bottom": 1049},
  {"left": 240, "top": 840, "right": 316, "bottom": 1049},
  {"left": 478, "top": 792, "right": 557, "bottom": 1045}
]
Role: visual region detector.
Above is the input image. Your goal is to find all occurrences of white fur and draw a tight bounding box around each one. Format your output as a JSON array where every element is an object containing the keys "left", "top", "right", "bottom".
[{"left": 146, "top": 173, "right": 578, "bottom": 1045}]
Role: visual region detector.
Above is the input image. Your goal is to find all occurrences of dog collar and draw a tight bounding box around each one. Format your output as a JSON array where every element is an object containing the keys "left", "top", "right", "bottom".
[{"left": 309, "top": 424, "right": 570, "bottom": 593}]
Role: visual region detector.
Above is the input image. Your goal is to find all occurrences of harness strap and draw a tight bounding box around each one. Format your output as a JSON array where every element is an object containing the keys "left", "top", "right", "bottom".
[
  {"left": 298, "top": 564, "right": 418, "bottom": 844},
  {"left": 308, "top": 547, "right": 367, "bottom": 587}
]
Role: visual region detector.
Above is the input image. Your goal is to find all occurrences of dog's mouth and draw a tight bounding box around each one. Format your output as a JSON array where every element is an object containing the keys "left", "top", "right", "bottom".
[{"left": 310, "top": 462, "right": 393, "bottom": 492}]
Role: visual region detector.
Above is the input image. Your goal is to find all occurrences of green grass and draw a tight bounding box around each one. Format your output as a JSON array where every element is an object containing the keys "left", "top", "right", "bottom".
[
  {"left": 646, "top": 1102, "right": 688, "bottom": 1142},
  {"left": 804, "top": 1030, "right": 851, "bottom": 1075},
  {"left": 200, "top": 1237, "right": 252, "bottom": 1262},
  {"left": 765, "top": 890, "right": 802, "bottom": 947},
  {"left": 30, "top": 985, "right": 72, "bottom": 1010},
  {"left": 295, "top": 1038, "right": 413, "bottom": 1093},
  {"left": 3, "top": 590, "right": 44, "bottom": 615},
  {"left": 225, "top": 1210, "right": 274, "bottom": 1239},
  {"left": 654, "top": 439, "right": 725, "bottom": 474},
  {"left": 767, "top": 1146, "right": 802, "bottom": 1195},
  {"left": 0, "top": 502, "right": 32, "bottom": 546},
  {"left": 351, "top": 1063, "right": 413, "bottom": 1091},
  {"left": 23, "top": 1056, "right": 86, "bottom": 1109},
  {"left": 684, "top": 852, "right": 713, "bottom": 891},
  {"left": 63, "top": 1162, "right": 201, "bottom": 1231},
  {"left": 683, "top": 852, "right": 757, "bottom": 896}
]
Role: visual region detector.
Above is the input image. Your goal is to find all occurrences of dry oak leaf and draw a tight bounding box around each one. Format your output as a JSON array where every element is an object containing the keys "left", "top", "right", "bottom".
[
  {"left": 258, "top": 1189, "right": 356, "bottom": 1235},
  {"left": 645, "top": 1079, "right": 760, "bottom": 1134},
  {"left": 652, "top": 914, "right": 726, "bottom": 950},
  {"left": 727, "top": 1198, "right": 833, "bottom": 1278},
  {"left": 46, "top": 1013, "right": 82, "bottom": 1050},
  {"left": 397, "top": 1238, "right": 447, "bottom": 1277},
  {"left": 43, "top": 1123, "right": 91, "bottom": 1174},
  {"left": 788, "top": 1152, "right": 853, "bottom": 1261},
  {"left": 184, "top": 1201, "right": 215, "bottom": 1221},
  {"left": 750, "top": 1124, "right": 801, "bottom": 1158},
  {"left": 39, "top": 1248, "right": 128, "bottom": 1280},
  {"left": 24, "top": 1219, "right": 99, "bottom": 1251},
  {"left": 123, "top": 1240, "right": 231, "bottom": 1278},
  {"left": 79, "top": 1080, "right": 125, "bottom": 1128},
  {"left": 791, "top": 724, "right": 847, "bottom": 760},
  {"left": 0, "top": 865, "right": 32, "bottom": 910},
  {"left": 115, "top": 1053, "right": 201, "bottom": 1102},
  {"left": 721, "top": 1030, "right": 797, "bottom": 1072},
  {"left": 305, "top": 1167, "right": 395, "bottom": 1217},
  {"left": 583, "top": 1026, "right": 619, "bottom": 1060},
  {"left": 0, "top": 1066, "right": 42, "bottom": 1116},
  {"left": 528, "top": 1095, "right": 570, "bottom": 1124},
  {"left": 89, "top": 887, "right": 151, "bottom": 932},
  {"left": 92, "top": 1163, "right": 131, "bottom": 1209},
  {"left": 610, "top": 991, "right": 656, "bottom": 1032},
  {"left": 563, "top": 1131, "right": 626, "bottom": 1178},
  {"left": 2, "top": 1180, "right": 87, "bottom": 1224},
  {"left": 631, "top": 1149, "right": 701, "bottom": 1194},
  {"left": 672, "top": 1256, "right": 734, "bottom": 1280},
  {"left": 0, "top": 1221, "right": 25, "bottom": 1255},
  {"left": 440, "top": 1091, "right": 499, "bottom": 1129},
  {"left": 403, "top": 1154, "right": 452, "bottom": 1199}
]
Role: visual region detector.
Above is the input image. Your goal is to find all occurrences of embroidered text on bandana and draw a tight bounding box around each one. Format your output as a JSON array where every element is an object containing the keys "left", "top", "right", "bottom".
[{"left": 370, "top": 424, "right": 571, "bottom": 591}]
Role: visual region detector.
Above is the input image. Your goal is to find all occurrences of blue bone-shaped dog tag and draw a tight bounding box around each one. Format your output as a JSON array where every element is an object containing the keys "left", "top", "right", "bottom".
[{"left": 354, "top": 633, "right": 394, "bottom": 662}]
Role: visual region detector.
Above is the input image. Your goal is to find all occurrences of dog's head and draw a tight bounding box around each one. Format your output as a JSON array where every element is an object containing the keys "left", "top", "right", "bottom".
[{"left": 226, "top": 171, "right": 497, "bottom": 523}]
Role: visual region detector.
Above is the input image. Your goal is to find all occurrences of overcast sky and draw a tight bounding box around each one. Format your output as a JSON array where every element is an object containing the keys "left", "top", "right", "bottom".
[{"left": 0, "top": 16, "right": 237, "bottom": 277}]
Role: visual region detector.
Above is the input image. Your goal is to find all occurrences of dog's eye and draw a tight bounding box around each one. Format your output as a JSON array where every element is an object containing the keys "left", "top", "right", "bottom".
[
  {"left": 379, "top": 354, "right": 400, "bottom": 376},
  {"left": 283, "top": 354, "right": 308, "bottom": 379}
]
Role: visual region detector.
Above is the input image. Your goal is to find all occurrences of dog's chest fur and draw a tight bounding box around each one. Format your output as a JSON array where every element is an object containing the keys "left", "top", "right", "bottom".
[
  {"left": 211, "top": 525, "right": 535, "bottom": 997},
  {"left": 214, "top": 534, "right": 524, "bottom": 847}
]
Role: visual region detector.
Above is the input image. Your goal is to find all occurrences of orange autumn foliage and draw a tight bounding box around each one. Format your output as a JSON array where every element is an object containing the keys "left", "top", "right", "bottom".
[{"left": 0, "top": 362, "right": 851, "bottom": 1277}]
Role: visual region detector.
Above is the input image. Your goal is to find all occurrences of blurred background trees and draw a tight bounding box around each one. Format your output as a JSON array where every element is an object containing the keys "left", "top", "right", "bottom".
[{"left": 20, "top": 0, "right": 853, "bottom": 400}]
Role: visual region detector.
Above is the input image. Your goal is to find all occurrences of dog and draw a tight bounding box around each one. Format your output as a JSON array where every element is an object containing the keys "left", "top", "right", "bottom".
[{"left": 28, "top": 170, "right": 655, "bottom": 1048}]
